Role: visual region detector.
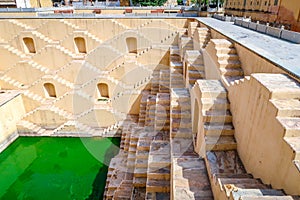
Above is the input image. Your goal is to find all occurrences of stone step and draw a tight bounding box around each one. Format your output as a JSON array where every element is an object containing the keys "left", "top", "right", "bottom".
[
  {"left": 188, "top": 63, "right": 205, "bottom": 71},
  {"left": 271, "top": 99, "right": 300, "bottom": 117},
  {"left": 204, "top": 123, "right": 235, "bottom": 136},
  {"left": 231, "top": 189, "right": 289, "bottom": 200},
  {"left": 284, "top": 136, "right": 300, "bottom": 160},
  {"left": 133, "top": 177, "right": 147, "bottom": 188},
  {"left": 170, "top": 55, "right": 181, "bottom": 62},
  {"left": 149, "top": 140, "right": 170, "bottom": 150},
  {"left": 239, "top": 195, "right": 293, "bottom": 200},
  {"left": 170, "top": 138, "right": 195, "bottom": 156},
  {"left": 170, "top": 61, "right": 183, "bottom": 68},
  {"left": 155, "top": 116, "right": 170, "bottom": 123},
  {"left": 184, "top": 51, "right": 204, "bottom": 65},
  {"left": 223, "top": 75, "right": 245, "bottom": 85},
  {"left": 148, "top": 155, "right": 171, "bottom": 168},
  {"left": 213, "top": 39, "right": 234, "bottom": 48},
  {"left": 201, "top": 97, "right": 230, "bottom": 111},
  {"left": 156, "top": 107, "right": 171, "bottom": 113},
  {"left": 220, "top": 68, "right": 244, "bottom": 76},
  {"left": 219, "top": 60, "right": 241, "bottom": 69},
  {"left": 217, "top": 53, "right": 240, "bottom": 61},
  {"left": 277, "top": 117, "right": 300, "bottom": 137},
  {"left": 216, "top": 47, "right": 237, "bottom": 54},
  {"left": 128, "top": 146, "right": 137, "bottom": 153},
  {"left": 173, "top": 157, "right": 213, "bottom": 200},
  {"left": 206, "top": 135, "right": 237, "bottom": 151},
  {"left": 146, "top": 179, "right": 170, "bottom": 193},
  {"left": 206, "top": 151, "right": 246, "bottom": 175},
  {"left": 129, "top": 140, "right": 138, "bottom": 147},
  {"left": 147, "top": 166, "right": 170, "bottom": 180},
  {"left": 137, "top": 140, "right": 151, "bottom": 151},
  {"left": 172, "top": 118, "right": 192, "bottom": 129},
  {"left": 197, "top": 80, "right": 227, "bottom": 99},
  {"left": 173, "top": 188, "right": 213, "bottom": 200},
  {"left": 171, "top": 128, "right": 193, "bottom": 138},
  {"left": 132, "top": 187, "right": 146, "bottom": 199},
  {"left": 134, "top": 167, "right": 148, "bottom": 178},
  {"left": 145, "top": 192, "right": 170, "bottom": 200},
  {"left": 203, "top": 110, "right": 232, "bottom": 123},
  {"left": 170, "top": 46, "right": 180, "bottom": 55},
  {"left": 219, "top": 177, "right": 266, "bottom": 188},
  {"left": 135, "top": 158, "right": 148, "bottom": 168},
  {"left": 188, "top": 69, "right": 205, "bottom": 78},
  {"left": 171, "top": 110, "right": 191, "bottom": 119}
]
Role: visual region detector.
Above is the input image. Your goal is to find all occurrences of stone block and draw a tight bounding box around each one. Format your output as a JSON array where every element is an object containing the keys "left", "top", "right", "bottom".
[
  {"left": 241, "top": 21, "right": 250, "bottom": 28},
  {"left": 281, "top": 30, "right": 300, "bottom": 44},
  {"left": 224, "top": 16, "right": 232, "bottom": 22},
  {"left": 248, "top": 22, "right": 257, "bottom": 31},
  {"left": 266, "top": 26, "right": 282, "bottom": 38},
  {"left": 234, "top": 19, "right": 242, "bottom": 26},
  {"left": 256, "top": 24, "right": 267, "bottom": 33}
]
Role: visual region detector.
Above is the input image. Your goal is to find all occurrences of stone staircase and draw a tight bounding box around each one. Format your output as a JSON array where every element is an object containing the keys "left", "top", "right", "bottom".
[
  {"left": 2, "top": 44, "right": 30, "bottom": 59},
  {"left": 133, "top": 131, "right": 154, "bottom": 188},
  {"left": 188, "top": 21, "right": 199, "bottom": 38},
  {"left": 194, "top": 79, "right": 294, "bottom": 199},
  {"left": 205, "top": 150, "right": 289, "bottom": 200},
  {"left": 17, "top": 119, "right": 46, "bottom": 135},
  {"left": 155, "top": 93, "right": 170, "bottom": 132},
  {"left": 137, "top": 91, "right": 150, "bottom": 127},
  {"left": 184, "top": 50, "right": 205, "bottom": 87},
  {"left": 170, "top": 87, "right": 214, "bottom": 200},
  {"left": 150, "top": 70, "right": 160, "bottom": 95},
  {"left": 146, "top": 140, "right": 171, "bottom": 199},
  {"left": 193, "top": 27, "right": 211, "bottom": 50},
  {"left": 179, "top": 36, "right": 194, "bottom": 62},
  {"left": 159, "top": 70, "right": 170, "bottom": 93},
  {"left": 197, "top": 80, "right": 236, "bottom": 152},
  {"left": 206, "top": 39, "right": 244, "bottom": 85},
  {"left": 104, "top": 41, "right": 214, "bottom": 199}
]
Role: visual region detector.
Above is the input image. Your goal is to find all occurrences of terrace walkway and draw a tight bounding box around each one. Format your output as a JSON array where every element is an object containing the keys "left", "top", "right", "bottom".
[{"left": 196, "top": 17, "right": 300, "bottom": 79}]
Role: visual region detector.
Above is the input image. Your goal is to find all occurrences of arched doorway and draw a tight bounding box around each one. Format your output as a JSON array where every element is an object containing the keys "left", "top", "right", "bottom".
[
  {"left": 74, "top": 37, "right": 87, "bottom": 53},
  {"left": 97, "top": 83, "right": 109, "bottom": 100},
  {"left": 44, "top": 83, "right": 57, "bottom": 98},
  {"left": 193, "top": 100, "right": 200, "bottom": 146},
  {"left": 23, "top": 37, "right": 36, "bottom": 53},
  {"left": 126, "top": 37, "right": 137, "bottom": 54}
]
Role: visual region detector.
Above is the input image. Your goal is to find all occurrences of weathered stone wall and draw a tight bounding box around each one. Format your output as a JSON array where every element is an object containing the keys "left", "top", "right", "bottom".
[
  {"left": 0, "top": 92, "right": 25, "bottom": 153},
  {"left": 228, "top": 74, "right": 300, "bottom": 195},
  {"left": 0, "top": 18, "right": 186, "bottom": 132}
]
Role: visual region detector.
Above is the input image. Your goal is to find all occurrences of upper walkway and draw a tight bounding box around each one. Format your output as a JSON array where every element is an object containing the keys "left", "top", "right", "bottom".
[{"left": 196, "top": 17, "right": 300, "bottom": 79}]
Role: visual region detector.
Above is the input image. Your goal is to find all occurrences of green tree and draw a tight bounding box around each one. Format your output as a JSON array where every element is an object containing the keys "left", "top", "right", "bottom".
[{"left": 132, "top": 0, "right": 168, "bottom": 6}]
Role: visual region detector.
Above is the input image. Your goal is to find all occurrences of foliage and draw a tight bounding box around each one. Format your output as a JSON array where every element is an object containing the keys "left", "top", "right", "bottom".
[
  {"left": 177, "top": 0, "right": 183, "bottom": 5},
  {"left": 132, "top": 0, "right": 168, "bottom": 6}
]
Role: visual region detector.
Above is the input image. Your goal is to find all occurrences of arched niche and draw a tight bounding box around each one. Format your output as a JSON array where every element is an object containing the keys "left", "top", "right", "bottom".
[
  {"left": 23, "top": 37, "right": 36, "bottom": 53},
  {"left": 126, "top": 37, "right": 137, "bottom": 54},
  {"left": 44, "top": 83, "right": 57, "bottom": 98},
  {"left": 74, "top": 37, "right": 87, "bottom": 53}
]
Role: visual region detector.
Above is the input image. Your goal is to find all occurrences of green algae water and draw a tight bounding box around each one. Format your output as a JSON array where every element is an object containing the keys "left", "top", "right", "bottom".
[{"left": 0, "top": 137, "right": 120, "bottom": 200}]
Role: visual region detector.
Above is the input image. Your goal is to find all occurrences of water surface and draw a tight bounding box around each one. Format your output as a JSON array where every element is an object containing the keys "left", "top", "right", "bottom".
[{"left": 0, "top": 137, "right": 120, "bottom": 200}]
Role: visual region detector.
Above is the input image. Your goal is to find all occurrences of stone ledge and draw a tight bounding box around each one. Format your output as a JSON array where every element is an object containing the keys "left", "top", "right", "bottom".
[
  {"left": 266, "top": 26, "right": 282, "bottom": 38},
  {"left": 281, "top": 30, "right": 300, "bottom": 44}
]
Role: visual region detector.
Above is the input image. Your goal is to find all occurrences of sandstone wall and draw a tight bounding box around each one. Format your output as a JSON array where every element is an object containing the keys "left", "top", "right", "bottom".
[
  {"left": 0, "top": 18, "right": 186, "bottom": 132},
  {"left": 0, "top": 92, "right": 25, "bottom": 153}
]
